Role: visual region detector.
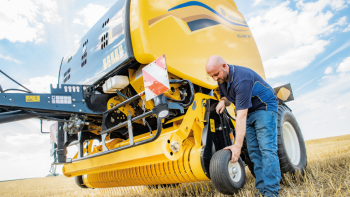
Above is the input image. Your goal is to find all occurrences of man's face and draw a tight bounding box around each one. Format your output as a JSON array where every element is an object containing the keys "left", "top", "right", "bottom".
[{"left": 207, "top": 64, "right": 229, "bottom": 84}]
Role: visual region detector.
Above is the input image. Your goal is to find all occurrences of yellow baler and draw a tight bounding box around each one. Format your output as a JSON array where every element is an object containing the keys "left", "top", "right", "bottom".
[{"left": 0, "top": 0, "right": 307, "bottom": 195}]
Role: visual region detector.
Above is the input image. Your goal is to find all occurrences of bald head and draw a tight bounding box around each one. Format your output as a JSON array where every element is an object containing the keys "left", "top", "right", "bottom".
[{"left": 205, "top": 55, "right": 229, "bottom": 84}]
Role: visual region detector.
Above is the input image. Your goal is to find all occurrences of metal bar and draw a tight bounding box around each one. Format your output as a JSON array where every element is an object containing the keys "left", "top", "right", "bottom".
[
  {"left": 0, "top": 110, "right": 40, "bottom": 124},
  {"left": 127, "top": 111, "right": 134, "bottom": 145},
  {"left": 78, "top": 132, "right": 83, "bottom": 158},
  {"left": 0, "top": 70, "right": 33, "bottom": 93},
  {"left": 39, "top": 117, "right": 73, "bottom": 123},
  {"left": 56, "top": 122, "right": 67, "bottom": 163},
  {"left": 104, "top": 91, "right": 144, "bottom": 114},
  {"left": 100, "top": 111, "right": 153, "bottom": 135},
  {"left": 70, "top": 116, "right": 163, "bottom": 162}
]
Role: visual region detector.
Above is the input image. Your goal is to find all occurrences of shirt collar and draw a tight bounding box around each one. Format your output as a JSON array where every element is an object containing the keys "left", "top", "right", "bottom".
[{"left": 228, "top": 64, "right": 234, "bottom": 85}]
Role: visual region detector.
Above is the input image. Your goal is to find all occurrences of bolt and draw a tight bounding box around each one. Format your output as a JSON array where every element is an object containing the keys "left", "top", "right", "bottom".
[
  {"left": 48, "top": 97, "right": 50, "bottom": 99},
  {"left": 232, "top": 167, "right": 238, "bottom": 174},
  {"left": 231, "top": 167, "right": 238, "bottom": 178},
  {"left": 48, "top": 101, "right": 50, "bottom": 103},
  {"left": 73, "top": 105, "right": 76, "bottom": 107},
  {"left": 72, "top": 99, "right": 75, "bottom": 102},
  {"left": 9, "top": 99, "right": 12, "bottom": 101},
  {"left": 170, "top": 141, "right": 180, "bottom": 153},
  {"left": 110, "top": 103, "right": 114, "bottom": 107},
  {"left": 82, "top": 99, "right": 85, "bottom": 102},
  {"left": 117, "top": 110, "right": 120, "bottom": 114},
  {"left": 79, "top": 109, "right": 82, "bottom": 112},
  {"left": 111, "top": 117, "right": 115, "bottom": 123}
]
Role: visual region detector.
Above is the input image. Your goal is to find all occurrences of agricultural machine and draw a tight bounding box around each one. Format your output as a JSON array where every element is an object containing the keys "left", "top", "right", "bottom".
[{"left": 0, "top": 0, "right": 307, "bottom": 195}]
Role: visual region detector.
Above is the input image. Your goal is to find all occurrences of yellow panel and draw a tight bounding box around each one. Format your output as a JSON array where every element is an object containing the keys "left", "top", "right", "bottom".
[
  {"left": 62, "top": 126, "right": 177, "bottom": 177},
  {"left": 130, "top": 0, "right": 265, "bottom": 90},
  {"left": 190, "top": 146, "right": 210, "bottom": 181},
  {"left": 81, "top": 139, "right": 209, "bottom": 188}
]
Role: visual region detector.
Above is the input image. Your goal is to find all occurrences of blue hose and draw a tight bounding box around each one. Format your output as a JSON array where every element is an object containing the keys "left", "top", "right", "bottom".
[{"left": 117, "top": 91, "right": 129, "bottom": 99}]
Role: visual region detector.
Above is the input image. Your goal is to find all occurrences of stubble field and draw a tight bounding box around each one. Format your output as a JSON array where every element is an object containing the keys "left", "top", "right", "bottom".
[{"left": 0, "top": 134, "right": 349, "bottom": 197}]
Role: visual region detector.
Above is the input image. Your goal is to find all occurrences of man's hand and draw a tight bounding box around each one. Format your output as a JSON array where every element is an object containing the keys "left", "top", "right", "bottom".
[
  {"left": 224, "top": 144, "right": 242, "bottom": 163},
  {"left": 216, "top": 100, "right": 226, "bottom": 114}
]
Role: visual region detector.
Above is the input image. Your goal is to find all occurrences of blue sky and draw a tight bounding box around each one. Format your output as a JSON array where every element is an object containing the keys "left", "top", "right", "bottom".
[{"left": 0, "top": 0, "right": 350, "bottom": 181}]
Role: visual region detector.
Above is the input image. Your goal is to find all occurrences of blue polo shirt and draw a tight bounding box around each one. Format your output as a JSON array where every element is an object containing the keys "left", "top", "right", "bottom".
[{"left": 219, "top": 64, "right": 278, "bottom": 114}]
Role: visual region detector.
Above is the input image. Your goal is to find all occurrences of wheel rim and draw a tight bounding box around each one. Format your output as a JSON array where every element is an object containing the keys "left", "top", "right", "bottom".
[
  {"left": 282, "top": 121, "right": 301, "bottom": 165},
  {"left": 228, "top": 161, "right": 242, "bottom": 182}
]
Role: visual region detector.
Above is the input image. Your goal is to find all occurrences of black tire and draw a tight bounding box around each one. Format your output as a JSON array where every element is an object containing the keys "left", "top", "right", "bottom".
[
  {"left": 75, "top": 175, "right": 88, "bottom": 189},
  {"left": 210, "top": 149, "right": 246, "bottom": 195},
  {"left": 277, "top": 104, "right": 307, "bottom": 176}
]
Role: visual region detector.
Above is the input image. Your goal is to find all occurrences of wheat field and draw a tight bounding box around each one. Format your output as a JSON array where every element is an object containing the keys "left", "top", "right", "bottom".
[{"left": 0, "top": 134, "right": 349, "bottom": 197}]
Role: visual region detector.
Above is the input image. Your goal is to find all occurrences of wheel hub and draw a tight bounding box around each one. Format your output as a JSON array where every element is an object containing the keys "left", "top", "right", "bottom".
[
  {"left": 228, "top": 161, "right": 241, "bottom": 182},
  {"left": 282, "top": 121, "right": 301, "bottom": 165},
  {"left": 231, "top": 167, "right": 238, "bottom": 178}
]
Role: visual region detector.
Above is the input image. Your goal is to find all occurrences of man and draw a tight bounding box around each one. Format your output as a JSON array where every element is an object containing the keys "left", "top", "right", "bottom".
[{"left": 205, "top": 55, "right": 280, "bottom": 197}]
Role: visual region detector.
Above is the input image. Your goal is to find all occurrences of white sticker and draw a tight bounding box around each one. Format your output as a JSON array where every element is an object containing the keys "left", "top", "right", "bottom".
[{"left": 52, "top": 95, "right": 72, "bottom": 104}]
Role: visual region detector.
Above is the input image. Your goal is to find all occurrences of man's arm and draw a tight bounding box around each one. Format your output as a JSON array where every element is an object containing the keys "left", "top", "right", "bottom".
[
  {"left": 216, "top": 97, "right": 232, "bottom": 114},
  {"left": 223, "top": 108, "right": 248, "bottom": 163}
]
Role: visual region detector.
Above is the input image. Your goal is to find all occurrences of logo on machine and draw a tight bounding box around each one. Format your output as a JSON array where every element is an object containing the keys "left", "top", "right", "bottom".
[{"left": 148, "top": 1, "right": 249, "bottom": 32}]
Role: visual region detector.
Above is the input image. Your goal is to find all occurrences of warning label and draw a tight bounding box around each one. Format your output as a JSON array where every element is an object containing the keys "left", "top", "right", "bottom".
[
  {"left": 142, "top": 55, "right": 170, "bottom": 101},
  {"left": 26, "top": 95, "right": 40, "bottom": 102},
  {"left": 210, "top": 119, "right": 215, "bottom": 132}
]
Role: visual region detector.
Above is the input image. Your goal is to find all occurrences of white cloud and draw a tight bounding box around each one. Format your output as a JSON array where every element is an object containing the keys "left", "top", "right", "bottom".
[
  {"left": 253, "top": 0, "right": 264, "bottom": 6},
  {"left": 288, "top": 72, "right": 350, "bottom": 140},
  {"left": 6, "top": 134, "right": 47, "bottom": 146},
  {"left": 0, "top": 152, "right": 13, "bottom": 157},
  {"left": 35, "top": 0, "right": 61, "bottom": 23},
  {"left": 336, "top": 16, "right": 347, "bottom": 26},
  {"left": 73, "top": 3, "right": 108, "bottom": 28},
  {"left": 249, "top": 0, "right": 350, "bottom": 78},
  {"left": 0, "top": 53, "right": 22, "bottom": 64},
  {"left": 0, "top": 0, "right": 60, "bottom": 43},
  {"left": 330, "top": 0, "right": 349, "bottom": 11},
  {"left": 324, "top": 66, "right": 333, "bottom": 74},
  {"left": 263, "top": 40, "right": 329, "bottom": 78},
  {"left": 344, "top": 24, "right": 350, "bottom": 32},
  {"left": 317, "top": 40, "right": 350, "bottom": 64},
  {"left": 337, "top": 56, "right": 350, "bottom": 72},
  {"left": 22, "top": 75, "right": 57, "bottom": 93}
]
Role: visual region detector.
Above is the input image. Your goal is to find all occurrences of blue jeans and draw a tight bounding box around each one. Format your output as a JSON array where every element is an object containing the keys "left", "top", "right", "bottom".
[{"left": 246, "top": 110, "right": 281, "bottom": 197}]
